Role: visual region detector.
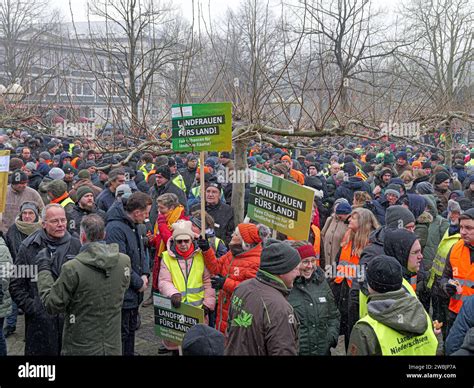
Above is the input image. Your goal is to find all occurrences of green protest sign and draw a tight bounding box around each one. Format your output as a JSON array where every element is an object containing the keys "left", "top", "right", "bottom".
[
  {"left": 153, "top": 293, "right": 204, "bottom": 345},
  {"left": 171, "top": 102, "right": 232, "bottom": 152},
  {"left": 247, "top": 169, "right": 315, "bottom": 240}
]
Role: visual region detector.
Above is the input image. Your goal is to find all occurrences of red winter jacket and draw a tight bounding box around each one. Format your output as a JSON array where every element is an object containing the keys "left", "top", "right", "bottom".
[{"left": 203, "top": 244, "right": 262, "bottom": 335}]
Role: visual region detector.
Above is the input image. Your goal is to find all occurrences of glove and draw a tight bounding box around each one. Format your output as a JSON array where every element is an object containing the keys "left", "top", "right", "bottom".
[
  {"left": 197, "top": 236, "right": 210, "bottom": 252},
  {"left": 36, "top": 248, "right": 53, "bottom": 273},
  {"left": 444, "top": 283, "right": 457, "bottom": 297},
  {"left": 170, "top": 293, "right": 182, "bottom": 308},
  {"left": 211, "top": 275, "right": 226, "bottom": 291},
  {"left": 203, "top": 305, "right": 211, "bottom": 316}
]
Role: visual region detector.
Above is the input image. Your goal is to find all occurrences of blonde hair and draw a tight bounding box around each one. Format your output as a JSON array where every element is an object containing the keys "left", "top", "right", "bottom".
[
  {"left": 342, "top": 207, "right": 379, "bottom": 256},
  {"left": 352, "top": 191, "right": 372, "bottom": 208},
  {"left": 400, "top": 170, "right": 414, "bottom": 184}
]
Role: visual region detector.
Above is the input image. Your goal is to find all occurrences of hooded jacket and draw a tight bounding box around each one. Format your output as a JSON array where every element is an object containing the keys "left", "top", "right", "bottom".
[
  {"left": 37, "top": 242, "right": 131, "bottom": 355},
  {"left": 202, "top": 243, "right": 262, "bottom": 334},
  {"left": 225, "top": 270, "right": 299, "bottom": 355},
  {"left": 9, "top": 229, "right": 81, "bottom": 355},
  {"left": 335, "top": 177, "right": 372, "bottom": 205},
  {"left": 288, "top": 267, "right": 340, "bottom": 355},
  {"left": 348, "top": 288, "right": 435, "bottom": 355},
  {"left": 105, "top": 204, "right": 150, "bottom": 309},
  {"left": 384, "top": 228, "right": 418, "bottom": 282},
  {"left": 28, "top": 171, "right": 44, "bottom": 191}
]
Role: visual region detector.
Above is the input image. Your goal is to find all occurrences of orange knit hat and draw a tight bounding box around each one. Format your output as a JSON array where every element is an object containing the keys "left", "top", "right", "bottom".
[
  {"left": 237, "top": 223, "right": 262, "bottom": 244},
  {"left": 412, "top": 161, "right": 422, "bottom": 169}
]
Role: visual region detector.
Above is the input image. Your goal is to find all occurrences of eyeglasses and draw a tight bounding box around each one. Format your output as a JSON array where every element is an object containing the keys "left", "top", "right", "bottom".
[
  {"left": 176, "top": 239, "right": 191, "bottom": 244},
  {"left": 301, "top": 259, "right": 315, "bottom": 266},
  {"left": 46, "top": 218, "right": 67, "bottom": 225}
]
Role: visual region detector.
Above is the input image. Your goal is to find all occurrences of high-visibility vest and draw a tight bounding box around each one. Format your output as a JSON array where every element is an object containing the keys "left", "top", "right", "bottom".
[
  {"left": 409, "top": 274, "right": 417, "bottom": 291},
  {"left": 359, "top": 278, "right": 417, "bottom": 319},
  {"left": 139, "top": 163, "right": 155, "bottom": 180},
  {"left": 311, "top": 224, "right": 321, "bottom": 267},
  {"left": 428, "top": 231, "right": 461, "bottom": 289},
  {"left": 447, "top": 240, "right": 474, "bottom": 314},
  {"left": 172, "top": 174, "right": 187, "bottom": 193},
  {"left": 71, "top": 157, "right": 80, "bottom": 169},
  {"left": 162, "top": 250, "right": 205, "bottom": 308},
  {"left": 334, "top": 241, "right": 359, "bottom": 288},
  {"left": 357, "top": 312, "right": 438, "bottom": 355},
  {"left": 60, "top": 197, "right": 75, "bottom": 208}
]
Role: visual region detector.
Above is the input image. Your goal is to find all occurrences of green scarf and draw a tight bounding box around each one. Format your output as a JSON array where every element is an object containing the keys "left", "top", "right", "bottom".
[{"left": 15, "top": 218, "right": 42, "bottom": 236}]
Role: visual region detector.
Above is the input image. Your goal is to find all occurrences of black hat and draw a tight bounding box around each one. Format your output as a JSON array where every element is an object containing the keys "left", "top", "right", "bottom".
[
  {"left": 205, "top": 176, "right": 222, "bottom": 191},
  {"left": 422, "top": 161, "right": 432, "bottom": 169},
  {"left": 260, "top": 239, "right": 301, "bottom": 275},
  {"left": 220, "top": 151, "right": 231, "bottom": 159},
  {"left": 182, "top": 324, "right": 225, "bottom": 356},
  {"left": 343, "top": 162, "right": 357, "bottom": 177},
  {"left": 385, "top": 205, "right": 415, "bottom": 228},
  {"left": 367, "top": 255, "right": 403, "bottom": 293},
  {"left": 155, "top": 165, "right": 171, "bottom": 181},
  {"left": 11, "top": 170, "right": 28, "bottom": 184},
  {"left": 435, "top": 171, "right": 450, "bottom": 185}
]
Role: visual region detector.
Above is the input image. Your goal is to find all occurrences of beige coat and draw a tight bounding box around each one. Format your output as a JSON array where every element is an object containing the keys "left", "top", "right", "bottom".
[
  {"left": 321, "top": 216, "right": 348, "bottom": 267},
  {"left": 1, "top": 185, "right": 44, "bottom": 233}
]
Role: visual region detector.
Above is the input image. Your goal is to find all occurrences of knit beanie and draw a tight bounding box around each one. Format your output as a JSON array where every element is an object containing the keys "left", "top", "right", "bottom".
[
  {"left": 296, "top": 244, "right": 316, "bottom": 259},
  {"left": 447, "top": 199, "right": 462, "bottom": 216},
  {"left": 384, "top": 228, "right": 418, "bottom": 269},
  {"left": 367, "top": 255, "right": 403, "bottom": 293},
  {"left": 259, "top": 239, "right": 301, "bottom": 275},
  {"left": 336, "top": 202, "right": 352, "bottom": 215},
  {"left": 385, "top": 205, "right": 415, "bottom": 228},
  {"left": 156, "top": 165, "right": 171, "bottom": 181},
  {"left": 11, "top": 170, "right": 28, "bottom": 184},
  {"left": 172, "top": 220, "right": 197, "bottom": 240},
  {"left": 39, "top": 151, "right": 52, "bottom": 160},
  {"left": 76, "top": 186, "right": 94, "bottom": 202},
  {"left": 271, "top": 163, "right": 289, "bottom": 176},
  {"left": 49, "top": 167, "right": 65, "bottom": 180},
  {"left": 237, "top": 223, "right": 262, "bottom": 244},
  {"left": 415, "top": 181, "right": 434, "bottom": 195},
  {"left": 25, "top": 162, "right": 36, "bottom": 171},
  {"left": 182, "top": 324, "right": 225, "bottom": 356},
  {"left": 78, "top": 169, "right": 91, "bottom": 180},
  {"left": 47, "top": 179, "right": 68, "bottom": 198},
  {"left": 20, "top": 202, "right": 39, "bottom": 219},
  {"left": 343, "top": 162, "right": 357, "bottom": 177},
  {"left": 435, "top": 171, "right": 450, "bottom": 185}
]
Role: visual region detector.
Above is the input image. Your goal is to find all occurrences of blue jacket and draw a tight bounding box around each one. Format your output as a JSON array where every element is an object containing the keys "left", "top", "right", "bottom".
[
  {"left": 105, "top": 204, "right": 150, "bottom": 309},
  {"left": 335, "top": 177, "right": 372, "bottom": 205},
  {"left": 96, "top": 187, "right": 116, "bottom": 212},
  {"left": 445, "top": 296, "right": 474, "bottom": 355}
]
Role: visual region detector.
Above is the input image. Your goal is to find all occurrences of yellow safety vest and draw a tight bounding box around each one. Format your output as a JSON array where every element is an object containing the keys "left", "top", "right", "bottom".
[
  {"left": 139, "top": 164, "right": 155, "bottom": 180},
  {"left": 428, "top": 231, "right": 460, "bottom": 289},
  {"left": 357, "top": 312, "right": 438, "bottom": 356},
  {"left": 60, "top": 197, "right": 75, "bottom": 208},
  {"left": 172, "top": 174, "right": 187, "bottom": 193},
  {"left": 359, "top": 278, "right": 417, "bottom": 319},
  {"left": 162, "top": 251, "right": 205, "bottom": 308}
]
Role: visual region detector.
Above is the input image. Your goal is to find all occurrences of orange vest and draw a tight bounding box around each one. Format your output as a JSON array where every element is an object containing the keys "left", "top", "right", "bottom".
[
  {"left": 409, "top": 274, "right": 417, "bottom": 291},
  {"left": 311, "top": 224, "right": 321, "bottom": 267},
  {"left": 71, "top": 157, "right": 80, "bottom": 169},
  {"left": 334, "top": 241, "right": 360, "bottom": 287},
  {"left": 448, "top": 240, "right": 474, "bottom": 314}
]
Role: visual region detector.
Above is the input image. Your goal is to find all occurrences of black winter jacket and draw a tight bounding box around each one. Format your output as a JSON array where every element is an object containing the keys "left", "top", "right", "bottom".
[{"left": 105, "top": 204, "right": 150, "bottom": 309}]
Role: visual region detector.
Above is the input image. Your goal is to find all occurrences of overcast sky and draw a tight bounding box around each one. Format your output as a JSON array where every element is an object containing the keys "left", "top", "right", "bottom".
[{"left": 51, "top": 0, "right": 398, "bottom": 23}]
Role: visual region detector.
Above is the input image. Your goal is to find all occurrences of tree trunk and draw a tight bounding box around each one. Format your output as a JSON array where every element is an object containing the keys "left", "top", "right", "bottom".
[
  {"left": 444, "top": 120, "right": 453, "bottom": 168},
  {"left": 231, "top": 139, "right": 247, "bottom": 225}
]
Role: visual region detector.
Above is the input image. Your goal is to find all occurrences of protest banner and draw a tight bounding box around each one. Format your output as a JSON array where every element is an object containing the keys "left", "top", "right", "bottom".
[
  {"left": 171, "top": 102, "right": 232, "bottom": 152},
  {"left": 153, "top": 293, "right": 204, "bottom": 345},
  {"left": 247, "top": 168, "right": 314, "bottom": 240},
  {"left": 0, "top": 150, "right": 10, "bottom": 213}
]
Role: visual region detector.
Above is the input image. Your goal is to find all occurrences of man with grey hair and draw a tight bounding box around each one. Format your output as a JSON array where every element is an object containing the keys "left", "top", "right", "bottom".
[
  {"left": 37, "top": 214, "right": 130, "bottom": 355},
  {"left": 9, "top": 204, "right": 81, "bottom": 355},
  {"left": 96, "top": 168, "right": 126, "bottom": 212}
]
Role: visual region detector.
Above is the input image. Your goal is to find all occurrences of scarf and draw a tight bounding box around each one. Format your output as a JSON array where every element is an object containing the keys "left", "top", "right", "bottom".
[
  {"left": 154, "top": 205, "right": 184, "bottom": 258},
  {"left": 176, "top": 244, "right": 195, "bottom": 259},
  {"left": 15, "top": 218, "right": 42, "bottom": 236}
]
